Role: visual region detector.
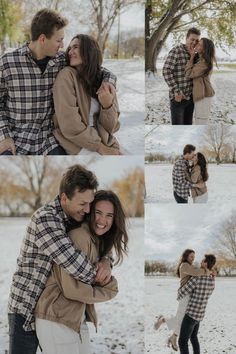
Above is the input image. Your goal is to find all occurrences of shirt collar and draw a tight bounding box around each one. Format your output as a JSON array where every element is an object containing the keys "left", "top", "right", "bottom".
[{"left": 20, "top": 43, "right": 65, "bottom": 65}]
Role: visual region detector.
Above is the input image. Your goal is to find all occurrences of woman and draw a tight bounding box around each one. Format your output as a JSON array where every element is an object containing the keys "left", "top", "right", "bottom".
[
  {"left": 190, "top": 152, "right": 209, "bottom": 203},
  {"left": 185, "top": 38, "right": 217, "bottom": 124},
  {"left": 53, "top": 34, "right": 121, "bottom": 155},
  {"left": 35, "top": 190, "right": 128, "bottom": 354},
  {"left": 154, "top": 249, "right": 210, "bottom": 351}
]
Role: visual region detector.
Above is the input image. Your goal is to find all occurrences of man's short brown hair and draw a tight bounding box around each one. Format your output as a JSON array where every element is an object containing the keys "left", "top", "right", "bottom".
[
  {"left": 31, "top": 8, "right": 68, "bottom": 41},
  {"left": 59, "top": 164, "right": 98, "bottom": 199},
  {"left": 183, "top": 144, "right": 196, "bottom": 155},
  {"left": 204, "top": 254, "right": 216, "bottom": 270},
  {"left": 186, "top": 27, "right": 201, "bottom": 38}
]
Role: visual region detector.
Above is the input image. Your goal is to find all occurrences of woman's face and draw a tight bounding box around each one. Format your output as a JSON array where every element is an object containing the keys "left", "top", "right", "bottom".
[
  {"left": 187, "top": 252, "right": 195, "bottom": 264},
  {"left": 94, "top": 200, "right": 114, "bottom": 236},
  {"left": 195, "top": 39, "right": 204, "bottom": 54},
  {"left": 192, "top": 153, "right": 198, "bottom": 165},
  {"left": 68, "top": 38, "right": 82, "bottom": 67}
]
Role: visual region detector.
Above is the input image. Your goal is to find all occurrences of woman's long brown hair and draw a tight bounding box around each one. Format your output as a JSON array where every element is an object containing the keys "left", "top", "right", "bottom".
[
  {"left": 176, "top": 249, "right": 195, "bottom": 278},
  {"left": 87, "top": 190, "right": 128, "bottom": 265},
  {"left": 201, "top": 37, "right": 217, "bottom": 76},
  {"left": 65, "top": 34, "right": 103, "bottom": 98}
]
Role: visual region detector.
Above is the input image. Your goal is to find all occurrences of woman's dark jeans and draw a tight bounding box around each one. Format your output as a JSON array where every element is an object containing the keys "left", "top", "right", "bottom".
[
  {"left": 178, "top": 314, "right": 200, "bottom": 354},
  {"left": 8, "top": 313, "right": 39, "bottom": 354}
]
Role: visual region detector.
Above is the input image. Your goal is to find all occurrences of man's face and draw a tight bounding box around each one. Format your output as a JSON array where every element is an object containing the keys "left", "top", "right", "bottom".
[
  {"left": 201, "top": 258, "right": 208, "bottom": 269},
  {"left": 186, "top": 33, "right": 200, "bottom": 51},
  {"left": 60, "top": 189, "right": 94, "bottom": 222},
  {"left": 185, "top": 151, "right": 196, "bottom": 160},
  {"left": 41, "top": 28, "right": 64, "bottom": 57}
]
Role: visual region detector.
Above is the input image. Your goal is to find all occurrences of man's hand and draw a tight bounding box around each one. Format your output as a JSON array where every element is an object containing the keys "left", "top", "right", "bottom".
[
  {"left": 174, "top": 93, "right": 184, "bottom": 102},
  {"left": 97, "top": 142, "right": 122, "bottom": 155},
  {"left": 95, "top": 258, "right": 112, "bottom": 285},
  {"left": 0, "top": 138, "right": 16, "bottom": 155}
]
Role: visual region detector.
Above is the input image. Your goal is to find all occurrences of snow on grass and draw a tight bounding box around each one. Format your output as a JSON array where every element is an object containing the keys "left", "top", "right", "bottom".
[
  {"left": 145, "top": 163, "right": 236, "bottom": 203},
  {"left": 145, "top": 63, "right": 236, "bottom": 125},
  {"left": 0, "top": 217, "right": 144, "bottom": 354},
  {"left": 145, "top": 277, "right": 236, "bottom": 354}
]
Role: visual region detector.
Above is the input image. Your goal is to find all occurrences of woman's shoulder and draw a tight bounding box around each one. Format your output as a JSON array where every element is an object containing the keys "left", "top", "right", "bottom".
[
  {"left": 56, "top": 65, "right": 77, "bottom": 80},
  {"left": 68, "top": 222, "right": 92, "bottom": 250}
]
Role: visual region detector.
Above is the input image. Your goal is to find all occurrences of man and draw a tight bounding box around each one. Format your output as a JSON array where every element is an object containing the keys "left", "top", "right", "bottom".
[
  {"left": 172, "top": 144, "right": 196, "bottom": 203},
  {"left": 178, "top": 254, "right": 216, "bottom": 354},
  {"left": 0, "top": 9, "right": 116, "bottom": 155},
  {"left": 8, "top": 164, "right": 112, "bottom": 354},
  {"left": 163, "top": 28, "right": 201, "bottom": 125}
]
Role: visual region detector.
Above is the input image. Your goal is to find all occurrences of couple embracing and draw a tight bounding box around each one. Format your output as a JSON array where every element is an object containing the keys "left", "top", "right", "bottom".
[
  {"left": 0, "top": 9, "right": 121, "bottom": 156},
  {"left": 154, "top": 249, "right": 216, "bottom": 354},
  {"left": 163, "top": 27, "right": 217, "bottom": 125},
  {"left": 8, "top": 164, "right": 128, "bottom": 354},
  {"left": 172, "top": 144, "right": 209, "bottom": 204}
]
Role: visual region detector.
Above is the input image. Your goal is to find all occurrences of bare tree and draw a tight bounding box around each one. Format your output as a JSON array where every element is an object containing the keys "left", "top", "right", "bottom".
[
  {"left": 201, "top": 125, "right": 232, "bottom": 164},
  {"left": 217, "top": 211, "right": 236, "bottom": 260},
  {"left": 77, "top": 0, "right": 141, "bottom": 53}
]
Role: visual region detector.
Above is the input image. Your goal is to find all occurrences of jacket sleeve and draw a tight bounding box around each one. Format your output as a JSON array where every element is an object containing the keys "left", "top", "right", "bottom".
[
  {"left": 177, "top": 277, "right": 198, "bottom": 300},
  {"left": 185, "top": 59, "right": 208, "bottom": 79},
  {"left": 98, "top": 95, "right": 120, "bottom": 134},
  {"left": 175, "top": 161, "right": 193, "bottom": 188},
  {"left": 190, "top": 166, "right": 206, "bottom": 188},
  {"left": 162, "top": 47, "right": 180, "bottom": 93},
  {"left": 34, "top": 214, "right": 96, "bottom": 284},
  {"left": 55, "top": 266, "right": 118, "bottom": 304},
  {"left": 53, "top": 69, "right": 101, "bottom": 152},
  {"left": 0, "top": 58, "right": 12, "bottom": 141},
  {"left": 181, "top": 263, "right": 209, "bottom": 277},
  {"left": 101, "top": 67, "right": 117, "bottom": 88}
]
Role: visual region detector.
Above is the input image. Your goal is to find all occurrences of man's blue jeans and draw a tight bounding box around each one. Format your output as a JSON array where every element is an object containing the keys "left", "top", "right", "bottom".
[
  {"left": 8, "top": 313, "right": 39, "bottom": 354},
  {"left": 0, "top": 145, "right": 67, "bottom": 156},
  {"left": 178, "top": 314, "right": 200, "bottom": 354},
  {"left": 170, "top": 97, "right": 194, "bottom": 125}
]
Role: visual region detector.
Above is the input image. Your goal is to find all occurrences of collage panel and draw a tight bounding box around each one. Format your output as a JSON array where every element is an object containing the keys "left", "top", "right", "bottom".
[
  {"left": 0, "top": 155, "right": 144, "bottom": 354},
  {"left": 145, "top": 1, "right": 236, "bottom": 125},
  {"left": 145, "top": 125, "right": 236, "bottom": 204},
  {"left": 145, "top": 203, "right": 236, "bottom": 354}
]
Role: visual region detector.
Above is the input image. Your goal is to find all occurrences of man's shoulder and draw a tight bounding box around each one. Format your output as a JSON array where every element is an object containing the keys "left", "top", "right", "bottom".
[
  {"left": 32, "top": 197, "right": 62, "bottom": 223},
  {"left": 168, "top": 43, "right": 185, "bottom": 55},
  {"left": 0, "top": 46, "right": 23, "bottom": 65}
]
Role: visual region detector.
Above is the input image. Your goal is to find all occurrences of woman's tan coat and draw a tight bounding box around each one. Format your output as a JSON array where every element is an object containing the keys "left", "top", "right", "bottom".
[
  {"left": 53, "top": 66, "right": 120, "bottom": 155},
  {"left": 190, "top": 164, "right": 207, "bottom": 198},
  {"left": 35, "top": 223, "right": 118, "bottom": 333},
  {"left": 185, "top": 58, "right": 215, "bottom": 102},
  {"left": 179, "top": 262, "right": 210, "bottom": 288}
]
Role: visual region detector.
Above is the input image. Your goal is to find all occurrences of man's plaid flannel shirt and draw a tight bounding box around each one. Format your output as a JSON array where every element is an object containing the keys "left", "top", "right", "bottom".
[
  {"left": 163, "top": 44, "right": 193, "bottom": 101},
  {"left": 172, "top": 155, "right": 193, "bottom": 200},
  {"left": 8, "top": 196, "right": 96, "bottom": 331},
  {"left": 0, "top": 44, "right": 116, "bottom": 154},
  {"left": 178, "top": 275, "right": 215, "bottom": 321}
]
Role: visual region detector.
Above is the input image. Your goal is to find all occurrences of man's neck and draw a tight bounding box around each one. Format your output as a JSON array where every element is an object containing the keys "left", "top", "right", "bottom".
[{"left": 28, "top": 41, "right": 47, "bottom": 60}]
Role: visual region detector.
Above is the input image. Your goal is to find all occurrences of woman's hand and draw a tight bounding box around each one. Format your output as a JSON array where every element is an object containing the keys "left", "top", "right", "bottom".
[
  {"left": 189, "top": 44, "right": 197, "bottom": 59},
  {"left": 97, "top": 83, "right": 115, "bottom": 109},
  {"left": 95, "top": 258, "right": 112, "bottom": 285},
  {"left": 97, "top": 143, "right": 122, "bottom": 155}
]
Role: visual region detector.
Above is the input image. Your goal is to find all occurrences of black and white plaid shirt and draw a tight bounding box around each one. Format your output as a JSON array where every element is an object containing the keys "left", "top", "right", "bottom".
[
  {"left": 172, "top": 155, "right": 193, "bottom": 200},
  {"left": 0, "top": 43, "right": 116, "bottom": 154},
  {"left": 8, "top": 196, "right": 96, "bottom": 331},
  {"left": 163, "top": 44, "right": 193, "bottom": 100},
  {"left": 177, "top": 275, "right": 215, "bottom": 321}
]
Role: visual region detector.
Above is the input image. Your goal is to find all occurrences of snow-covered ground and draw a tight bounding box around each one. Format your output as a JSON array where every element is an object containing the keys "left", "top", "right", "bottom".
[
  {"left": 145, "top": 62, "right": 236, "bottom": 125},
  {"left": 100, "top": 59, "right": 144, "bottom": 155},
  {"left": 145, "top": 163, "right": 236, "bottom": 203},
  {"left": 0, "top": 217, "right": 144, "bottom": 354},
  {"left": 145, "top": 277, "right": 236, "bottom": 354}
]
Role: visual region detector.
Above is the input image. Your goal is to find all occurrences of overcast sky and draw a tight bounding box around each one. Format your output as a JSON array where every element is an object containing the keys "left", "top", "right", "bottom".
[{"left": 145, "top": 202, "right": 236, "bottom": 263}]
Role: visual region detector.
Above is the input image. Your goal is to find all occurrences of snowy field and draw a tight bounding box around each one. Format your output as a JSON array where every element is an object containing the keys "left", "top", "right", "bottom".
[
  {"left": 145, "top": 277, "right": 236, "bottom": 354},
  {"left": 98, "top": 59, "right": 144, "bottom": 155},
  {"left": 145, "top": 163, "right": 236, "bottom": 203},
  {"left": 0, "top": 217, "right": 144, "bottom": 354},
  {"left": 145, "top": 62, "right": 236, "bottom": 125}
]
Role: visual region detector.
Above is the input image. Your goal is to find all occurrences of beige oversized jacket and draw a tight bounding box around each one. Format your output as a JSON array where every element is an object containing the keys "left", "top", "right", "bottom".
[
  {"left": 190, "top": 164, "right": 207, "bottom": 198},
  {"left": 180, "top": 262, "right": 210, "bottom": 288},
  {"left": 35, "top": 223, "right": 118, "bottom": 333},
  {"left": 53, "top": 66, "right": 120, "bottom": 155},
  {"left": 185, "top": 58, "right": 215, "bottom": 102}
]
